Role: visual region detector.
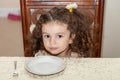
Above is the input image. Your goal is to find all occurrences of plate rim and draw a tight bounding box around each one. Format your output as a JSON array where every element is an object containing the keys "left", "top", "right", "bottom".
[{"left": 25, "top": 56, "right": 66, "bottom": 75}]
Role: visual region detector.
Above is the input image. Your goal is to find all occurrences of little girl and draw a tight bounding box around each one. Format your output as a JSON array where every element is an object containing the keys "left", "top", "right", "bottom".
[{"left": 28, "top": 3, "right": 93, "bottom": 57}]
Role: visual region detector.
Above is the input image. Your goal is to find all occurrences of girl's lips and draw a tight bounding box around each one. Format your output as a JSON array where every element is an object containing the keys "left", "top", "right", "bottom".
[{"left": 49, "top": 47, "right": 58, "bottom": 50}]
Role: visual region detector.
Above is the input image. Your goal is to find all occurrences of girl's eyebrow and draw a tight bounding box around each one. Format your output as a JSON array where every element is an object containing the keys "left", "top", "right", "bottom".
[
  {"left": 42, "top": 32, "right": 49, "bottom": 34},
  {"left": 42, "top": 32, "right": 66, "bottom": 34},
  {"left": 56, "top": 32, "right": 65, "bottom": 34}
]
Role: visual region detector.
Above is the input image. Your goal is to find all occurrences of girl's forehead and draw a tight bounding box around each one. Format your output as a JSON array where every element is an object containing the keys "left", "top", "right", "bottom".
[
  {"left": 44, "top": 21, "right": 67, "bottom": 26},
  {"left": 42, "top": 21, "right": 70, "bottom": 34},
  {"left": 42, "top": 21, "right": 68, "bottom": 29}
]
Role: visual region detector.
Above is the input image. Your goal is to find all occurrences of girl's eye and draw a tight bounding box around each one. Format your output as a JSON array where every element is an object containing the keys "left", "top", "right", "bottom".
[
  {"left": 57, "top": 35, "right": 63, "bottom": 38},
  {"left": 43, "top": 35, "right": 50, "bottom": 39}
]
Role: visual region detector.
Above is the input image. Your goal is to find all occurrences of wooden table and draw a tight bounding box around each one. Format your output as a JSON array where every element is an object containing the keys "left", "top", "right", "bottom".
[{"left": 0, "top": 57, "right": 120, "bottom": 80}]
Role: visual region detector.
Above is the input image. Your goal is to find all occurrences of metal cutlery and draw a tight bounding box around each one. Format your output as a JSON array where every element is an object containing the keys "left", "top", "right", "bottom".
[{"left": 12, "top": 61, "right": 18, "bottom": 77}]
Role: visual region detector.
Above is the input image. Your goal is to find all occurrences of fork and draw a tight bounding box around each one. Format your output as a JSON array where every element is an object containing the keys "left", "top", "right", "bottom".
[{"left": 13, "top": 61, "right": 18, "bottom": 77}]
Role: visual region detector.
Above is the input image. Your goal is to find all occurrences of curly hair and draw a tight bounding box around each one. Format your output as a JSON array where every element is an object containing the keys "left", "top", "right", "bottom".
[{"left": 28, "top": 7, "right": 93, "bottom": 57}]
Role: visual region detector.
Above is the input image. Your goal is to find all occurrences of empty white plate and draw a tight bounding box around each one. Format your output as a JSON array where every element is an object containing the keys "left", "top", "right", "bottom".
[{"left": 25, "top": 56, "right": 66, "bottom": 75}]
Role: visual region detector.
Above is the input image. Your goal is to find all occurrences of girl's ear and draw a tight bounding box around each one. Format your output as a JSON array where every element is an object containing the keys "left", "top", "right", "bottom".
[{"left": 69, "top": 34, "right": 75, "bottom": 44}]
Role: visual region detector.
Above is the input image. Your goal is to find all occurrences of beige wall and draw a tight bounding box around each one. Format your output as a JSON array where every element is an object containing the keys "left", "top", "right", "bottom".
[
  {"left": 0, "top": 18, "right": 24, "bottom": 56},
  {"left": 0, "top": 0, "right": 24, "bottom": 56},
  {"left": 101, "top": 0, "right": 120, "bottom": 57},
  {"left": 0, "top": 0, "right": 20, "bottom": 8}
]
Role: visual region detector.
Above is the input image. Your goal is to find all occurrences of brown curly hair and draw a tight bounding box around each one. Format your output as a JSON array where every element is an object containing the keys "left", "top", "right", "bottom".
[{"left": 28, "top": 7, "right": 93, "bottom": 57}]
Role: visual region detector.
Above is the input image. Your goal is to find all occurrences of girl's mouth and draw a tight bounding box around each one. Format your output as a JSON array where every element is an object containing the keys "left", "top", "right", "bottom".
[{"left": 49, "top": 47, "right": 58, "bottom": 50}]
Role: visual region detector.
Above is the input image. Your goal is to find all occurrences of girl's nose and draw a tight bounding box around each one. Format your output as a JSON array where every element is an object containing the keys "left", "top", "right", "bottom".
[{"left": 50, "top": 37, "right": 56, "bottom": 45}]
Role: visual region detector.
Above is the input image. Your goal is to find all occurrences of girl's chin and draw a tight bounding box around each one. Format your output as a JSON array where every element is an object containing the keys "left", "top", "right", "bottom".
[
  {"left": 47, "top": 50, "right": 64, "bottom": 56},
  {"left": 45, "top": 48, "right": 68, "bottom": 56},
  {"left": 49, "top": 52, "right": 60, "bottom": 55}
]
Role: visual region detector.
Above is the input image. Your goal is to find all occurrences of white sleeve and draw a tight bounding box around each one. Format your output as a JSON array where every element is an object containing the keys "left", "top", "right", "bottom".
[{"left": 34, "top": 50, "right": 44, "bottom": 57}]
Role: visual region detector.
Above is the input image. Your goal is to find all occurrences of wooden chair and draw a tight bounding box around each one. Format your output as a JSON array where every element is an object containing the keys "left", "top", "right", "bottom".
[{"left": 20, "top": 0, "right": 104, "bottom": 57}]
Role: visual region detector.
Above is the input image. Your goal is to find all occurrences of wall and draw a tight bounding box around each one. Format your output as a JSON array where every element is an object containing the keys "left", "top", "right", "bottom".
[
  {"left": 101, "top": 0, "right": 120, "bottom": 57},
  {"left": 0, "top": 0, "right": 20, "bottom": 8},
  {"left": 0, "top": 0, "right": 24, "bottom": 56}
]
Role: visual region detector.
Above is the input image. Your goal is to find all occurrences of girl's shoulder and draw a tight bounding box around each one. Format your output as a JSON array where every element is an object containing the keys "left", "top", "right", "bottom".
[
  {"left": 71, "top": 52, "right": 81, "bottom": 58},
  {"left": 34, "top": 50, "right": 47, "bottom": 57},
  {"left": 34, "top": 50, "right": 82, "bottom": 58}
]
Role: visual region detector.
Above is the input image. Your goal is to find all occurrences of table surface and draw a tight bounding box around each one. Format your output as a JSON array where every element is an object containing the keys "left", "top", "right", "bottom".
[{"left": 0, "top": 57, "right": 120, "bottom": 80}]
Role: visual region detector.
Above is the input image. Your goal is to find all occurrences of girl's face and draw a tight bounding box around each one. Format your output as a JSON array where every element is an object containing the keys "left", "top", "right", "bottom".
[{"left": 42, "top": 21, "right": 73, "bottom": 55}]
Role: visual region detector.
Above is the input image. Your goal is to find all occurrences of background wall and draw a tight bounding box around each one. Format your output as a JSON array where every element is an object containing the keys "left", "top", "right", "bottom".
[
  {"left": 0, "top": 0, "right": 24, "bottom": 56},
  {"left": 0, "top": 0, "right": 20, "bottom": 8},
  {"left": 0, "top": 0, "right": 120, "bottom": 57},
  {"left": 101, "top": 0, "right": 120, "bottom": 57}
]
